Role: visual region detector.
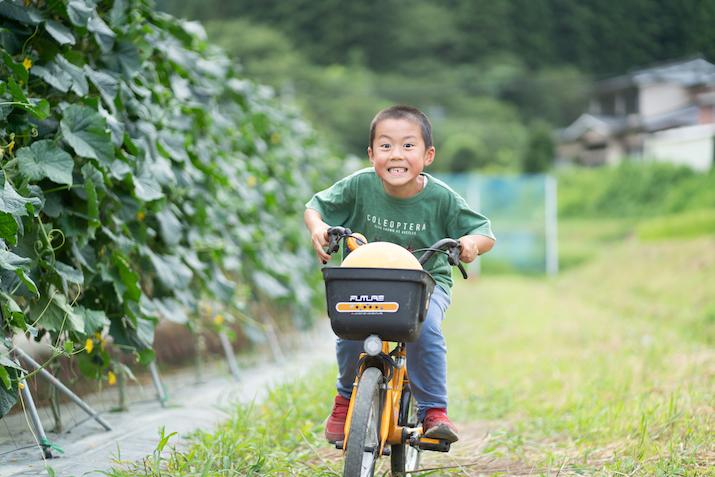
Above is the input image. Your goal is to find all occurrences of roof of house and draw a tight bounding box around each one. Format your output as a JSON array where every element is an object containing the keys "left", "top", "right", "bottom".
[
  {"left": 560, "top": 105, "right": 700, "bottom": 142},
  {"left": 597, "top": 57, "right": 715, "bottom": 93}
]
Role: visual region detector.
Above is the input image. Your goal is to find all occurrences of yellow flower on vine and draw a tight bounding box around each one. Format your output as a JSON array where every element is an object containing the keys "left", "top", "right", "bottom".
[
  {"left": 213, "top": 314, "right": 224, "bottom": 325},
  {"left": 107, "top": 371, "right": 117, "bottom": 385},
  {"left": 19, "top": 382, "right": 25, "bottom": 390},
  {"left": 246, "top": 175, "right": 257, "bottom": 188},
  {"left": 22, "top": 57, "right": 32, "bottom": 71},
  {"left": 95, "top": 332, "right": 106, "bottom": 349},
  {"left": 85, "top": 338, "right": 94, "bottom": 353},
  {"left": 136, "top": 211, "right": 145, "bottom": 221},
  {"left": 7, "top": 141, "right": 14, "bottom": 155}
]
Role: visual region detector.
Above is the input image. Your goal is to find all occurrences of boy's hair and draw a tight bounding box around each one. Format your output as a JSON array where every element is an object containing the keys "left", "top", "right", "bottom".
[{"left": 369, "top": 105, "right": 433, "bottom": 149}]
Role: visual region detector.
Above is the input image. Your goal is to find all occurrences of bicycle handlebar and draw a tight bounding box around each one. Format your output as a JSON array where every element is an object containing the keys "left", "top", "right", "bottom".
[{"left": 325, "top": 227, "right": 468, "bottom": 279}]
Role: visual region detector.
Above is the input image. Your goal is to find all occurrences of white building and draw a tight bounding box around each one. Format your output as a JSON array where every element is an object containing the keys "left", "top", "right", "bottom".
[{"left": 558, "top": 57, "right": 715, "bottom": 171}]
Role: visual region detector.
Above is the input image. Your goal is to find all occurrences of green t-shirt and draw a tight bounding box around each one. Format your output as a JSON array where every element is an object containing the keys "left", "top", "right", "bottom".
[{"left": 306, "top": 168, "right": 495, "bottom": 294}]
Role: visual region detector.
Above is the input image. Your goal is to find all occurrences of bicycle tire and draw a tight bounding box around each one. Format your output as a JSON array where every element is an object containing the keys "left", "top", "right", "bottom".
[
  {"left": 390, "top": 387, "right": 421, "bottom": 476},
  {"left": 344, "top": 366, "right": 383, "bottom": 477}
]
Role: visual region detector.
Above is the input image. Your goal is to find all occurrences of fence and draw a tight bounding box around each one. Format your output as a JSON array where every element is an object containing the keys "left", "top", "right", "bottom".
[{"left": 433, "top": 173, "right": 558, "bottom": 275}]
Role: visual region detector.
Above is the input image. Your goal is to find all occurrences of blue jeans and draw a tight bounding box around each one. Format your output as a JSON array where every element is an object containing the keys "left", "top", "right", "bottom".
[{"left": 335, "top": 286, "right": 451, "bottom": 421}]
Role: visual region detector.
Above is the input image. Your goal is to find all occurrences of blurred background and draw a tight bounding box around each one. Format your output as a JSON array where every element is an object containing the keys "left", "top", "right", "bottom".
[{"left": 157, "top": 0, "right": 715, "bottom": 273}]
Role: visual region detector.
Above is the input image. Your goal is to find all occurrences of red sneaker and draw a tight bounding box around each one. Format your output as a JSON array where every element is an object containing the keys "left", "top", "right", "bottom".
[
  {"left": 423, "top": 408, "right": 459, "bottom": 443},
  {"left": 324, "top": 394, "right": 350, "bottom": 443}
]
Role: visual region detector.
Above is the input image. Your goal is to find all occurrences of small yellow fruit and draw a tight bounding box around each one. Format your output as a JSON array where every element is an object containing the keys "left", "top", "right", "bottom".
[
  {"left": 346, "top": 232, "right": 367, "bottom": 252},
  {"left": 85, "top": 338, "right": 94, "bottom": 354},
  {"left": 18, "top": 382, "right": 25, "bottom": 390},
  {"left": 107, "top": 371, "right": 117, "bottom": 385}
]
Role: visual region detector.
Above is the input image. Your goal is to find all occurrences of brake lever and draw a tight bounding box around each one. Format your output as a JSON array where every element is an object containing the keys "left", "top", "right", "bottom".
[
  {"left": 448, "top": 242, "right": 468, "bottom": 279},
  {"left": 323, "top": 227, "right": 351, "bottom": 264},
  {"left": 458, "top": 263, "right": 468, "bottom": 279}
]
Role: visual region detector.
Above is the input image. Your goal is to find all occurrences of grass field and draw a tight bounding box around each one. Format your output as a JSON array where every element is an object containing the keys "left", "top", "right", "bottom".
[{"left": 106, "top": 231, "right": 715, "bottom": 476}]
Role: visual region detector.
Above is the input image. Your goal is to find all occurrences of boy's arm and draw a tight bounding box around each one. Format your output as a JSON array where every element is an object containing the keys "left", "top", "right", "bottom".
[
  {"left": 304, "top": 208, "right": 331, "bottom": 263},
  {"left": 458, "top": 234, "right": 495, "bottom": 263}
]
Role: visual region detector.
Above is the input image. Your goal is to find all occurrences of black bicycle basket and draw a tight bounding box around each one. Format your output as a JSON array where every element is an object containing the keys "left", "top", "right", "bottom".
[{"left": 322, "top": 267, "right": 436, "bottom": 342}]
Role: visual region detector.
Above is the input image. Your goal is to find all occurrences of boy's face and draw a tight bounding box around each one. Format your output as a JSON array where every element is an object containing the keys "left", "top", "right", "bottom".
[{"left": 368, "top": 118, "right": 435, "bottom": 198}]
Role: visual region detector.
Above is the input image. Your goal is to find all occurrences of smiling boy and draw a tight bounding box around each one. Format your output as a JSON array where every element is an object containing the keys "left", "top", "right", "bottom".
[{"left": 305, "top": 105, "right": 495, "bottom": 443}]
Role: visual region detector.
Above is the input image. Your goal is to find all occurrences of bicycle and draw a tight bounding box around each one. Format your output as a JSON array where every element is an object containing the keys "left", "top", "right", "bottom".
[{"left": 322, "top": 226, "right": 468, "bottom": 477}]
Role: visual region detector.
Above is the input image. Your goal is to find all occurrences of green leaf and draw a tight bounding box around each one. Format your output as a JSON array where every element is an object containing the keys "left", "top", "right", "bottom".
[
  {"left": 0, "top": 2, "right": 44, "bottom": 25},
  {"left": 0, "top": 181, "right": 42, "bottom": 217},
  {"left": 0, "top": 213, "right": 18, "bottom": 245},
  {"left": 7, "top": 77, "right": 27, "bottom": 103},
  {"left": 0, "top": 249, "right": 31, "bottom": 271},
  {"left": 60, "top": 104, "right": 114, "bottom": 165},
  {"left": 153, "top": 297, "right": 187, "bottom": 324},
  {"left": 252, "top": 270, "right": 290, "bottom": 299},
  {"left": 31, "top": 64, "right": 72, "bottom": 93},
  {"left": 114, "top": 41, "right": 141, "bottom": 78},
  {"left": 44, "top": 20, "right": 76, "bottom": 46},
  {"left": 0, "top": 365, "right": 10, "bottom": 390},
  {"left": 66, "top": 0, "right": 93, "bottom": 27},
  {"left": 112, "top": 252, "right": 141, "bottom": 302},
  {"left": 55, "top": 55, "right": 87, "bottom": 96},
  {"left": 30, "top": 286, "right": 82, "bottom": 333},
  {"left": 63, "top": 341, "right": 74, "bottom": 354},
  {"left": 133, "top": 173, "right": 164, "bottom": 202},
  {"left": 83, "top": 66, "right": 118, "bottom": 107},
  {"left": 84, "top": 179, "right": 99, "bottom": 237},
  {"left": 16, "top": 140, "right": 74, "bottom": 186},
  {"left": 16, "top": 269, "right": 38, "bottom": 296},
  {"left": 87, "top": 13, "right": 115, "bottom": 53},
  {"left": 75, "top": 307, "right": 109, "bottom": 334},
  {"left": 146, "top": 250, "right": 192, "bottom": 290},
  {"left": 27, "top": 98, "right": 50, "bottom": 120},
  {"left": 54, "top": 261, "right": 84, "bottom": 284},
  {"left": 109, "top": 0, "right": 127, "bottom": 27},
  {"left": 0, "top": 384, "right": 17, "bottom": 417},
  {"left": 156, "top": 207, "right": 182, "bottom": 246},
  {"left": 1, "top": 292, "right": 26, "bottom": 330},
  {"left": 2, "top": 53, "right": 27, "bottom": 85}
]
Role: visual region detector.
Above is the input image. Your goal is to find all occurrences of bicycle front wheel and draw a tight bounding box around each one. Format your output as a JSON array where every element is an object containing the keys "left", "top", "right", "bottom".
[
  {"left": 344, "top": 366, "right": 383, "bottom": 477},
  {"left": 390, "top": 387, "right": 421, "bottom": 476}
]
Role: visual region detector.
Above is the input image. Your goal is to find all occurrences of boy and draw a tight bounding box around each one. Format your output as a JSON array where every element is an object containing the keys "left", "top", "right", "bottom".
[{"left": 304, "top": 105, "right": 495, "bottom": 443}]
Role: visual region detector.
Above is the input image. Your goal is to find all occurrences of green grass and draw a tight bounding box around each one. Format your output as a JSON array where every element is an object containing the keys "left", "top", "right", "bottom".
[
  {"left": 446, "top": 236, "right": 715, "bottom": 475},
  {"left": 106, "top": 234, "right": 715, "bottom": 476},
  {"left": 636, "top": 209, "right": 715, "bottom": 241},
  {"left": 105, "top": 369, "right": 342, "bottom": 476}
]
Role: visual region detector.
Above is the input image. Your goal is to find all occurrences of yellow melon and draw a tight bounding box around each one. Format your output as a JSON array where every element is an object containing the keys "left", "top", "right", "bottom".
[{"left": 341, "top": 241, "right": 422, "bottom": 269}]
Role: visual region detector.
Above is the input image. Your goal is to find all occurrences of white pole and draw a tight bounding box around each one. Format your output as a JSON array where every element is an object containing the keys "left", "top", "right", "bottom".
[
  {"left": 465, "top": 174, "right": 481, "bottom": 277},
  {"left": 545, "top": 175, "right": 559, "bottom": 276}
]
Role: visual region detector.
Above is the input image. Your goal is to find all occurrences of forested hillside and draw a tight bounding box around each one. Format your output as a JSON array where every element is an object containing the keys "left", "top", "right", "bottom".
[{"left": 157, "top": 0, "right": 715, "bottom": 170}]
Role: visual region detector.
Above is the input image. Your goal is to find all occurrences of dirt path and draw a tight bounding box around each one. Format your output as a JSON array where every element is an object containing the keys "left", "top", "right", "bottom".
[{"left": 0, "top": 323, "right": 334, "bottom": 477}]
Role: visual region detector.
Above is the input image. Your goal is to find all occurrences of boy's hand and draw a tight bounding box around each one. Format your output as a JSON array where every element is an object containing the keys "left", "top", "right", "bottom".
[
  {"left": 310, "top": 223, "right": 331, "bottom": 263},
  {"left": 458, "top": 234, "right": 495, "bottom": 263},
  {"left": 305, "top": 208, "right": 332, "bottom": 263},
  {"left": 458, "top": 236, "right": 480, "bottom": 263}
]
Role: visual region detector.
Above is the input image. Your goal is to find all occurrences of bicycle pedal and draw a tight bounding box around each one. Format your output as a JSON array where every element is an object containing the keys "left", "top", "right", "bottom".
[
  {"left": 416, "top": 436, "right": 451, "bottom": 452},
  {"left": 335, "top": 440, "right": 344, "bottom": 450}
]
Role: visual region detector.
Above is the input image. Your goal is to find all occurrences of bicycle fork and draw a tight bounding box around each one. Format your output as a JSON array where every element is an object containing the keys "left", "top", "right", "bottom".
[{"left": 339, "top": 341, "right": 451, "bottom": 455}]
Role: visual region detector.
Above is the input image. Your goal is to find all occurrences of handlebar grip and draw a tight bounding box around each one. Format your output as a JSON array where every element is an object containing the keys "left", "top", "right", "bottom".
[{"left": 326, "top": 226, "right": 351, "bottom": 255}]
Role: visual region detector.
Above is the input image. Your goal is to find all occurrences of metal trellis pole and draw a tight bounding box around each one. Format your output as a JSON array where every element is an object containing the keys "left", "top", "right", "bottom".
[
  {"left": 218, "top": 331, "right": 240, "bottom": 381},
  {"left": 14, "top": 348, "right": 112, "bottom": 431},
  {"left": 19, "top": 376, "right": 53, "bottom": 459},
  {"left": 148, "top": 360, "right": 167, "bottom": 407}
]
